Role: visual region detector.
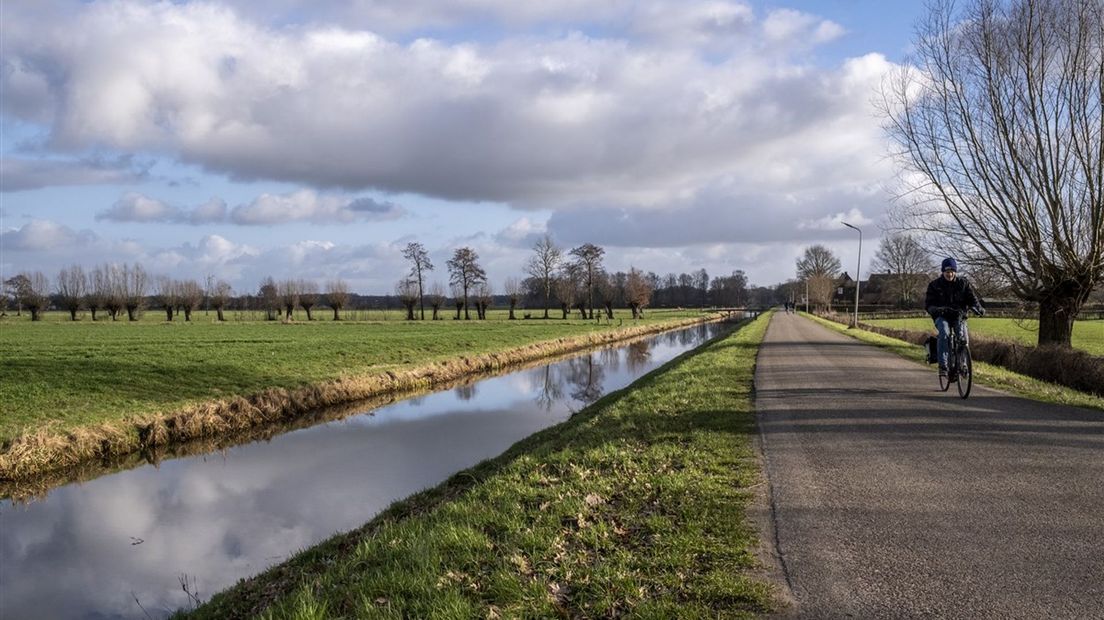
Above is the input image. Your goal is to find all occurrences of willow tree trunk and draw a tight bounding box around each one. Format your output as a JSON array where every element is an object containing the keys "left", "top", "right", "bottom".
[
  {"left": 1037, "top": 285, "right": 1087, "bottom": 347},
  {"left": 332, "top": 307, "right": 341, "bottom": 321},
  {"left": 216, "top": 307, "right": 226, "bottom": 322}
]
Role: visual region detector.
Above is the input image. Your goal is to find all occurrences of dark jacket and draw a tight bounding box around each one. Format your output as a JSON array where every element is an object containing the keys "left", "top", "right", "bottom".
[{"left": 925, "top": 276, "right": 982, "bottom": 318}]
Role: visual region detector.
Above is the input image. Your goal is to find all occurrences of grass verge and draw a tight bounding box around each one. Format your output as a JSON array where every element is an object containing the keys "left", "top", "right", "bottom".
[
  {"left": 177, "top": 314, "right": 776, "bottom": 619},
  {"left": 0, "top": 314, "right": 718, "bottom": 482},
  {"left": 864, "top": 316, "right": 1104, "bottom": 356},
  {"left": 802, "top": 313, "right": 1104, "bottom": 412}
]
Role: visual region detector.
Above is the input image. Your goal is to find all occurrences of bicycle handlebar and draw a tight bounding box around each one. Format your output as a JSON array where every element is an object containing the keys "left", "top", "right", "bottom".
[{"left": 930, "top": 306, "right": 983, "bottom": 319}]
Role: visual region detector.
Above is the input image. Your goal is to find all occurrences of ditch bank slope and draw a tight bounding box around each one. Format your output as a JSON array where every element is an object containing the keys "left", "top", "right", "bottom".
[
  {"left": 1, "top": 316, "right": 723, "bottom": 483},
  {"left": 180, "top": 314, "right": 776, "bottom": 619}
]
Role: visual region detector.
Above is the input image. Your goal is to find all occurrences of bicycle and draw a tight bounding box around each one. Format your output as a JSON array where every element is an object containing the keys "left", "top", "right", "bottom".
[{"left": 936, "top": 308, "right": 976, "bottom": 399}]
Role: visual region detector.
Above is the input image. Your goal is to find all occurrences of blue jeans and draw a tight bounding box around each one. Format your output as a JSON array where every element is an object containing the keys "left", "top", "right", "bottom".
[{"left": 934, "top": 317, "right": 968, "bottom": 370}]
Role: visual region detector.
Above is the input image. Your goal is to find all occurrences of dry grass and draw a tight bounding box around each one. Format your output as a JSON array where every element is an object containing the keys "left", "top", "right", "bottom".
[{"left": 0, "top": 316, "right": 719, "bottom": 483}]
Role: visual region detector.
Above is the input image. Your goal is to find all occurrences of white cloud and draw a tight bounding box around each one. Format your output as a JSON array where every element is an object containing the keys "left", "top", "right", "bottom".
[
  {"left": 230, "top": 190, "right": 404, "bottom": 225},
  {"left": 1, "top": 219, "right": 93, "bottom": 251},
  {"left": 95, "top": 191, "right": 400, "bottom": 226},
  {"left": 762, "top": 9, "right": 845, "bottom": 46},
  {"left": 1, "top": 1, "right": 895, "bottom": 209},
  {"left": 97, "top": 192, "right": 180, "bottom": 223},
  {"left": 798, "top": 208, "right": 873, "bottom": 232},
  {"left": 493, "top": 217, "right": 546, "bottom": 247},
  {"left": 1, "top": 156, "right": 150, "bottom": 192}
]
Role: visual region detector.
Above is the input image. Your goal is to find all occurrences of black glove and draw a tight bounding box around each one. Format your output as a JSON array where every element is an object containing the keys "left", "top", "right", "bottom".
[{"left": 973, "top": 306, "right": 986, "bottom": 317}]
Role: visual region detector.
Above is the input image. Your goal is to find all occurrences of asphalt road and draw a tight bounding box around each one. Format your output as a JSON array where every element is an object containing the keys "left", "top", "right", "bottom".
[{"left": 754, "top": 312, "right": 1104, "bottom": 619}]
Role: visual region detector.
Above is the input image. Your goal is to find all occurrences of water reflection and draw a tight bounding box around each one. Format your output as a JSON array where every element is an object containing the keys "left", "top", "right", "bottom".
[
  {"left": 454, "top": 383, "right": 478, "bottom": 401},
  {"left": 0, "top": 322, "right": 730, "bottom": 619},
  {"left": 565, "top": 355, "right": 606, "bottom": 405}
]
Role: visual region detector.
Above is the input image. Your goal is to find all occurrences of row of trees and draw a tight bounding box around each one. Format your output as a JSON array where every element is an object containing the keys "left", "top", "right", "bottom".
[
  {"left": 3, "top": 237, "right": 772, "bottom": 323},
  {"left": 3, "top": 266, "right": 238, "bottom": 322}
]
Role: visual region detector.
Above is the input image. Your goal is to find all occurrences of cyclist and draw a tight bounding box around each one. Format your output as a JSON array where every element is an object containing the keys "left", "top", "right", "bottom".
[{"left": 925, "top": 258, "right": 985, "bottom": 379}]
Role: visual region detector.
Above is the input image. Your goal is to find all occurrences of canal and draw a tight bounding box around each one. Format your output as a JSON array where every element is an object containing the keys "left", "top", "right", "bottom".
[{"left": 0, "top": 322, "right": 732, "bottom": 619}]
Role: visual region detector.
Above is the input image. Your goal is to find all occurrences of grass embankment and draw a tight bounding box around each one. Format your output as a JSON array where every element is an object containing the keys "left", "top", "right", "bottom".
[
  {"left": 178, "top": 315, "right": 776, "bottom": 619},
  {"left": 803, "top": 313, "right": 1104, "bottom": 411},
  {"left": 865, "top": 317, "right": 1104, "bottom": 356},
  {"left": 0, "top": 310, "right": 713, "bottom": 480}
]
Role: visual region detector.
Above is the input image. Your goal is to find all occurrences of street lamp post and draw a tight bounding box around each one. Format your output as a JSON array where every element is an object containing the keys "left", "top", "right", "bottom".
[{"left": 842, "top": 222, "right": 862, "bottom": 328}]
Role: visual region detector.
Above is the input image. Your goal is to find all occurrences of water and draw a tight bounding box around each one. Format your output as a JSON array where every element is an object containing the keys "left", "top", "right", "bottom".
[{"left": 0, "top": 323, "right": 730, "bottom": 619}]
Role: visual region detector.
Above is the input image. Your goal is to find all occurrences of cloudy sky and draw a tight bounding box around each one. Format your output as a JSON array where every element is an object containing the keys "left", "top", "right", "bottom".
[{"left": 1, "top": 0, "right": 922, "bottom": 294}]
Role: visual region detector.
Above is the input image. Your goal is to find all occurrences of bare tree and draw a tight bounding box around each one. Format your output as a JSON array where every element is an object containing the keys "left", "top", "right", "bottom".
[
  {"left": 16, "top": 272, "right": 49, "bottom": 320},
  {"left": 797, "top": 245, "right": 842, "bottom": 312},
  {"left": 428, "top": 282, "right": 445, "bottom": 320},
  {"left": 450, "top": 282, "right": 466, "bottom": 320},
  {"left": 504, "top": 277, "right": 522, "bottom": 320},
  {"left": 397, "top": 279, "right": 419, "bottom": 320},
  {"left": 280, "top": 280, "right": 300, "bottom": 320},
  {"left": 4, "top": 274, "right": 30, "bottom": 316},
  {"left": 56, "top": 265, "right": 86, "bottom": 320},
  {"left": 872, "top": 234, "right": 932, "bottom": 307},
  {"left": 402, "top": 242, "right": 434, "bottom": 320},
  {"left": 596, "top": 272, "right": 616, "bottom": 319},
  {"left": 298, "top": 279, "right": 320, "bottom": 320},
  {"left": 447, "top": 247, "right": 486, "bottom": 320},
  {"left": 103, "top": 265, "right": 126, "bottom": 321},
  {"left": 156, "top": 277, "right": 179, "bottom": 321},
  {"left": 526, "top": 234, "right": 563, "bottom": 319},
  {"left": 122, "top": 263, "right": 148, "bottom": 321},
  {"left": 569, "top": 243, "right": 605, "bottom": 319},
  {"left": 326, "top": 279, "right": 349, "bottom": 321},
  {"left": 259, "top": 277, "right": 280, "bottom": 321},
  {"left": 475, "top": 282, "right": 493, "bottom": 320},
  {"left": 883, "top": 0, "right": 1104, "bottom": 346},
  {"left": 694, "top": 268, "right": 709, "bottom": 309},
  {"left": 211, "top": 280, "right": 232, "bottom": 321},
  {"left": 625, "top": 267, "right": 653, "bottom": 319},
  {"left": 177, "top": 280, "right": 203, "bottom": 321},
  {"left": 555, "top": 265, "right": 581, "bottom": 319},
  {"left": 85, "top": 266, "right": 109, "bottom": 321}
]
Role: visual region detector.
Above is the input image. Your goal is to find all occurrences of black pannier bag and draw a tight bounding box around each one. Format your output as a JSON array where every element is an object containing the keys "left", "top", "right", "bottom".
[{"left": 925, "top": 336, "right": 938, "bottom": 364}]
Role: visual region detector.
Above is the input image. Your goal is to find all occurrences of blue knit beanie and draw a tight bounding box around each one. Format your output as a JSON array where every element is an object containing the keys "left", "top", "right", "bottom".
[{"left": 941, "top": 257, "right": 958, "bottom": 272}]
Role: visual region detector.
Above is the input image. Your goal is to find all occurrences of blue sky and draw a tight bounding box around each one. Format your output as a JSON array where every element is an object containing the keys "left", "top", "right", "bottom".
[{"left": 1, "top": 0, "right": 927, "bottom": 294}]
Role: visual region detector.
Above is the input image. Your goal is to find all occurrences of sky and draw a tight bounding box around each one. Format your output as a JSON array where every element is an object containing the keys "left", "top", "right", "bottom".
[{"left": 0, "top": 0, "right": 927, "bottom": 294}]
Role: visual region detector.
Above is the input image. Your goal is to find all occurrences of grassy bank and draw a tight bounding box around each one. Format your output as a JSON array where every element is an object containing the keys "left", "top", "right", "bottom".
[
  {"left": 178, "top": 314, "right": 776, "bottom": 619},
  {"left": 864, "top": 317, "right": 1104, "bottom": 356},
  {"left": 0, "top": 311, "right": 716, "bottom": 481},
  {"left": 0, "top": 309, "right": 701, "bottom": 441},
  {"left": 803, "top": 313, "right": 1104, "bottom": 411}
]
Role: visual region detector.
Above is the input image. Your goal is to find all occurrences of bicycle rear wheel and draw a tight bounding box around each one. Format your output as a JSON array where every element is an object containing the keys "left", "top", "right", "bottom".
[{"left": 956, "top": 346, "right": 973, "bottom": 398}]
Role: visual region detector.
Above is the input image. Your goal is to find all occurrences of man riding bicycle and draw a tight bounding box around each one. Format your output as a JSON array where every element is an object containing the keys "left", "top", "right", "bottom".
[{"left": 925, "top": 258, "right": 985, "bottom": 379}]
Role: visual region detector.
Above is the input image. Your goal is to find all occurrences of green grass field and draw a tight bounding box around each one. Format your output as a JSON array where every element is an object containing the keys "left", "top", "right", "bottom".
[
  {"left": 179, "top": 314, "right": 775, "bottom": 619},
  {"left": 0, "top": 308, "right": 706, "bottom": 444},
  {"left": 865, "top": 317, "right": 1104, "bottom": 356}
]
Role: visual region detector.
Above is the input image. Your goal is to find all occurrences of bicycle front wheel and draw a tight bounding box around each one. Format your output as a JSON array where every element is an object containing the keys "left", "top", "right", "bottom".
[{"left": 956, "top": 346, "right": 973, "bottom": 399}]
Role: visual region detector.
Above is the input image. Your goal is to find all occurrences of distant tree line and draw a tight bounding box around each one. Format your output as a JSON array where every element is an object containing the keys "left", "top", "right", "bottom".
[{"left": 1, "top": 237, "right": 781, "bottom": 322}]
